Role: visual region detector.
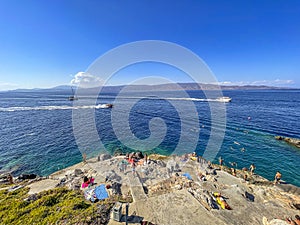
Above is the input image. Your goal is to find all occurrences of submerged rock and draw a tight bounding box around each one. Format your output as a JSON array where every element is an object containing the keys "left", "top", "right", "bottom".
[
  {"left": 74, "top": 169, "right": 83, "bottom": 176},
  {"left": 263, "top": 217, "right": 288, "bottom": 225},
  {"left": 18, "top": 174, "right": 37, "bottom": 180},
  {"left": 275, "top": 136, "right": 300, "bottom": 148}
]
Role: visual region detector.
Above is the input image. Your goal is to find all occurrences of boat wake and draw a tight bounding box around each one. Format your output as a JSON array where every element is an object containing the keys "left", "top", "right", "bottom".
[
  {"left": 163, "top": 97, "right": 231, "bottom": 102},
  {"left": 0, "top": 104, "right": 112, "bottom": 112},
  {"left": 116, "top": 96, "right": 231, "bottom": 102}
]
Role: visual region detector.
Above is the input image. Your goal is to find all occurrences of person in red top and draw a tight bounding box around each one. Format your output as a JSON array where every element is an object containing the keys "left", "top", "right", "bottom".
[{"left": 81, "top": 176, "right": 95, "bottom": 188}]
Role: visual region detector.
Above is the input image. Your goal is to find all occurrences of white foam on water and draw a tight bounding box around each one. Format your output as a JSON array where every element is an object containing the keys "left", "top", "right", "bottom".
[{"left": 0, "top": 104, "right": 112, "bottom": 112}]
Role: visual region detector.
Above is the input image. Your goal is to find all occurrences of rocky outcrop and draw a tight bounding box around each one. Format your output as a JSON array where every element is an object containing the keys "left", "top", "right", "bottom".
[
  {"left": 275, "top": 136, "right": 300, "bottom": 148},
  {"left": 99, "top": 153, "right": 112, "bottom": 161},
  {"left": 7, "top": 153, "right": 298, "bottom": 225},
  {"left": 166, "top": 160, "right": 180, "bottom": 173}
]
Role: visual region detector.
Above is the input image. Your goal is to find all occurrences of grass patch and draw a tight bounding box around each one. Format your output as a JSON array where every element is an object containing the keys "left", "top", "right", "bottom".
[{"left": 0, "top": 187, "right": 118, "bottom": 225}]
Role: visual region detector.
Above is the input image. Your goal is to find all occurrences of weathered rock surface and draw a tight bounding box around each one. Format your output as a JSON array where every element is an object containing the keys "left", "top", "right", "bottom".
[
  {"left": 99, "top": 153, "right": 112, "bottom": 161},
  {"left": 15, "top": 154, "right": 299, "bottom": 225}
]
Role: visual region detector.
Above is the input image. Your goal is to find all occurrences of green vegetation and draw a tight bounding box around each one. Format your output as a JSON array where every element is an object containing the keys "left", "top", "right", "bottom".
[{"left": 0, "top": 187, "right": 131, "bottom": 225}]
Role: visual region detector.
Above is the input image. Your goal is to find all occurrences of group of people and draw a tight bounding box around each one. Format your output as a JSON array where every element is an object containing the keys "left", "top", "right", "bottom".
[
  {"left": 124, "top": 152, "right": 148, "bottom": 176},
  {"left": 218, "top": 156, "right": 283, "bottom": 184},
  {"left": 286, "top": 215, "right": 300, "bottom": 225}
]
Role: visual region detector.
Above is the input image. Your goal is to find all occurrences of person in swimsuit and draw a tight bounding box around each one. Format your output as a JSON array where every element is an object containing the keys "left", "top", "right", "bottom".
[
  {"left": 274, "top": 171, "right": 282, "bottom": 184},
  {"left": 132, "top": 162, "right": 136, "bottom": 176},
  {"left": 249, "top": 164, "right": 256, "bottom": 175}
]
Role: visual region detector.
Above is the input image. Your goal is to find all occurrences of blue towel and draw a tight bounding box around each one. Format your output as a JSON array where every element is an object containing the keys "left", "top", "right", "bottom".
[
  {"left": 182, "top": 173, "right": 192, "bottom": 180},
  {"left": 94, "top": 184, "right": 109, "bottom": 200}
]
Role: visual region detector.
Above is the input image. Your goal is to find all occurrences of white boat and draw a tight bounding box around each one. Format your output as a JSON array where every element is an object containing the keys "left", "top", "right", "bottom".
[
  {"left": 68, "top": 96, "right": 78, "bottom": 101},
  {"left": 68, "top": 87, "right": 78, "bottom": 101},
  {"left": 216, "top": 97, "right": 232, "bottom": 102}
]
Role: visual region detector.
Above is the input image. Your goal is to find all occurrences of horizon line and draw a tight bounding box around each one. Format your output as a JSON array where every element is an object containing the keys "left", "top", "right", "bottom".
[{"left": 2, "top": 82, "right": 300, "bottom": 92}]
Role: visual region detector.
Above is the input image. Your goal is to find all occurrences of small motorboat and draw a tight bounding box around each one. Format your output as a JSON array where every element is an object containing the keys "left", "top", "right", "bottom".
[
  {"left": 105, "top": 103, "right": 113, "bottom": 108},
  {"left": 68, "top": 96, "right": 78, "bottom": 101},
  {"left": 216, "top": 97, "right": 232, "bottom": 102}
]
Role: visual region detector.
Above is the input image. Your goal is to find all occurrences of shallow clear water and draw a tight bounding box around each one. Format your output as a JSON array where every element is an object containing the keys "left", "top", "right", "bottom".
[{"left": 0, "top": 89, "right": 299, "bottom": 186}]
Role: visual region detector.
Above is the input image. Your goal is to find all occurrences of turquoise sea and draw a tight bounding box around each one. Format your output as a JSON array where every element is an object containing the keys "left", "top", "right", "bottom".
[{"left": 0, "top": 89, "right": 299, "bottom": 186}]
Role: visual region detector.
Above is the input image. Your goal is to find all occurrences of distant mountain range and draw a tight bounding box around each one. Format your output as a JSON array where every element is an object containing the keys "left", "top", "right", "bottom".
[{"left": 5, "top": 83, "right": 297, "bottom": 94}]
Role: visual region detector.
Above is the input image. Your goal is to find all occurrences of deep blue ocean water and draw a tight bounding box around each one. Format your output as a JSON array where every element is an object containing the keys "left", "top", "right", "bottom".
[{"left": 0, "top": 90, "right": 299, "bottom": 186}]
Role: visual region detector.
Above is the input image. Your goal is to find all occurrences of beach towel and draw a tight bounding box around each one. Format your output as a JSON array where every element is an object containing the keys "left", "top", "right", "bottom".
[
  {"left": 84, "top": 189, "right": 96, "bottom": 202},
  {"left": 244, "top": 191, "right": 255, "bottom": 202},
  {"left": 94, "top": 184, "right": 109, "bottom": 200},
  {"left": 182, "top": 173, "right": 192, "bottom": 180}
]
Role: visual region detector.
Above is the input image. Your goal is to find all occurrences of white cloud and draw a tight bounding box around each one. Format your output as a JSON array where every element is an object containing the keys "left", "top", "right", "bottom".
[
  {"left": 70, "top": 72, "right": 103, "bottom": 88},
  {"left": 273, "top": 79, "right": 294, "bottom": 84},
  {"left": 0, "top": 82, "right": 18, "bottom": 91},
  {"left": 217, "top": 81, "right": 246, "bottom": 86},
  {"left": 218, "top": 79, "right": 295, "bottom": 86}
]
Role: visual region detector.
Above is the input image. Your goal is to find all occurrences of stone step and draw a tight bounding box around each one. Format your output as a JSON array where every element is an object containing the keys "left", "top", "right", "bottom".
[{"left": 127, "top": 175, "right": 147, "bottom": 202}]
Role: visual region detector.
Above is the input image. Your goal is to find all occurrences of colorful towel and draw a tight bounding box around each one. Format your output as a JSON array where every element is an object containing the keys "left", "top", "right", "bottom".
[
  {"left": 84, "top": 189, "right": 96, "bottom": 202},
  {"left": 94, "top": 184, "right": 109, "bottom": 200},
  {"left": 182, "top": 173, "right": 192, "bottom": 180}
]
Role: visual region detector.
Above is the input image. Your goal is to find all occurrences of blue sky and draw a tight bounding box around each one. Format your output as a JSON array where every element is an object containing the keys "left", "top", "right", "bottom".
[{"left": 0, "top": 0, "right": 299, "bottom": 90}]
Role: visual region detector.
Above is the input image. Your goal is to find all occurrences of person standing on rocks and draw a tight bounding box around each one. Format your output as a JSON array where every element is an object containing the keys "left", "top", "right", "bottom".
[
  {"left": 274, "top": 171, "right": 282, "bottom": 184},
  {"left": 83, "top": 153, "right": 87, "bottom": 164},
  {"left": 219, "top": 157, "right": 224, "bottom": 169},
  {"left": 249, "top": 164, "right": 256, "bottom": 175},
  {"left": 244, "top": 174, "right": 248, "bottom": 181},
  {"left": 131, "top": 162, "right": 136, "bottom": 177},
  {"left": 144, "top": 153, "right": 148, "bottom": 165},
  {"left": 119, "top": 160, "right": 128, "bottom": 173},
  {"left": 231, "top": 168, "right": 236, "bottom": 176}
]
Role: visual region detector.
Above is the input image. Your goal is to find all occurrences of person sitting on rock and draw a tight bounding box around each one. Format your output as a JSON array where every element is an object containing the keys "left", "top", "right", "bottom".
[
  {"left": 7, "top": 173, "right": 13, "bottom": 184},
  {"left": 190, "top": 152, "right": 197, "bottom": 161},
  {"left": 181, "top": 154, "right": 189, "bottom": 162},
  {"left": 207, "top": 161, "right": 213, "bottom": 169},
  {"left": 197, "top": 172, "right": 206, "bottom": 181},
  {"left": 242, "top": 167, "right": 248, "bottom": 172},
  {"left": 81, "top": 176, "right": 95, "bottom": 188}
]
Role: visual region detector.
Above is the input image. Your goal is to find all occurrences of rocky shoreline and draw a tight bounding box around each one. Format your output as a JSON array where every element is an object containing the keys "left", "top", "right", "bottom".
[{"left": 1, "top": 153, "right": 300, "bottom": 225}]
